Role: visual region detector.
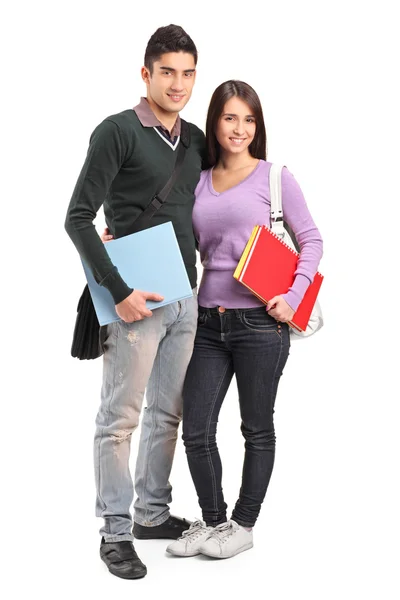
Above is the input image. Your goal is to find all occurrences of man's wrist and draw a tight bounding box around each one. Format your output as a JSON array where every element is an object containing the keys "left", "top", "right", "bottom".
[{"left": 100, "top": 267, "right": 133, "bottom": 304}]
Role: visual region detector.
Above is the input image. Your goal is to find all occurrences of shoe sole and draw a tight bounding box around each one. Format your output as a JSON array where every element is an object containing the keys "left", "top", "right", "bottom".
[
  {"left": 200, "top": 541, "right": 253, "bottom": 559},
  {"left": 100, "top": 553, "right": 147, "bottom": 579},
  {"left": 134, "top": 532, "right": 183, "bottom": 540},
  {"left": 166, "top": 547, "right": 200, "bottom": 557},
  {"left": 108, "top": 567, "right": 147, "bottom": 579}
]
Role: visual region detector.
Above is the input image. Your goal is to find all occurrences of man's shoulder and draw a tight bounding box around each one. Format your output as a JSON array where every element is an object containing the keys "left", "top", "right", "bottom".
[
  {"left": 185, "top": 121, "right": 205, "bottom": 140},
  {"left": 89, "top": 110, "right": 139, "bottom": 144},
  {"left": 183, "top": 121, "right": 205, "bottom": 157},
  {"left": 103, "top": 109, "right": 140, "bottom": 130}
]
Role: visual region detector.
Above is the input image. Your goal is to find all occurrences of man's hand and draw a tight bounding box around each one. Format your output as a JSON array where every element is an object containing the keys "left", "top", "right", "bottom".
[
  {"left": 100, "top": 230, "right": 162, "bottom": 322},
  {"left": 101, "top": 227, "right": 114, "bottom": 242},
  {"left": 266, "top": 296, "right": 295, "bottom": 323},
  {"left": 116, "top": 290, "right": 164, "bottom": 323}
]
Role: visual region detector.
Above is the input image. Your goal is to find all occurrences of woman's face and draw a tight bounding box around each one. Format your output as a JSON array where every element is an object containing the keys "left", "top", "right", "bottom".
[{"left": 215, "top": 96, "right": 256, "bottom": 156}]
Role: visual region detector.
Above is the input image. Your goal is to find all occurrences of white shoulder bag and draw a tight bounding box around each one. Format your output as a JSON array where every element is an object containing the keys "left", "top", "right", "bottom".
[{"left": 269, "top": 164, "right": 324, "bottom": 339}]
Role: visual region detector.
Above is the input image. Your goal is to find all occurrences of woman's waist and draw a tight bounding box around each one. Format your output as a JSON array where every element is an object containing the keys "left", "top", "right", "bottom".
[{"left": 198, "top": 269, "right": 264, "bottom": 309}]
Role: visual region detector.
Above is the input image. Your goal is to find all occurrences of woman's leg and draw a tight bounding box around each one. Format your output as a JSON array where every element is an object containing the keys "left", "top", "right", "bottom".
[
  {"left": 230, "top": 308, "right": 291, "bottom": 528},
  {"left": 182, "top": 309, "right": 234, "bottom": 527}
]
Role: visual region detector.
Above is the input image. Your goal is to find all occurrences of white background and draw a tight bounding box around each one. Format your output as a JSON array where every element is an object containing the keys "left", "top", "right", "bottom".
[{"left": 2, "top": 0, "right": 399, "bottom": 598}]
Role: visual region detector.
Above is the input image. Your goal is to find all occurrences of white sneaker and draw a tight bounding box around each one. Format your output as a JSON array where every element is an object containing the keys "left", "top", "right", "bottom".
[
  {"left": 166, "top": 520, "right": 214, "bottom": 557},
  {"left": 199, "top": 519, "right": 253, "bottom": 558}
]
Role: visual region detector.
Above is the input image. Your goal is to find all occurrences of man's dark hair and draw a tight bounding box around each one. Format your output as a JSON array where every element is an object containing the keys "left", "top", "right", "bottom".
[
  {"left": 205, "top": 80, "right": 268, "bottom": 167},
  {"left": 144, "top": 24, "right": 198, "bottom": 74}
]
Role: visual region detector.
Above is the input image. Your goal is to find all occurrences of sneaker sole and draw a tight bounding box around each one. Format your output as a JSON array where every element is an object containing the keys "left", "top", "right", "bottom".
[
  {"left": 166, "top": 547, "right": 200, "bottom": 557},
  {"left": 200, "top": 541, "right": 253, "bottom": 559}
]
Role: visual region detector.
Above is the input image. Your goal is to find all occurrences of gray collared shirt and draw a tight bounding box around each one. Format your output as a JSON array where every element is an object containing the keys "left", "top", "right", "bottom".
[{"left": 133, "top": 97, "right": 181, "bottom": 142}]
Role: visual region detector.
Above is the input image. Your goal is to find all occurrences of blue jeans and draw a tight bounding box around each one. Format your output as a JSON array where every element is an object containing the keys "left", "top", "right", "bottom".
[
  {"left": 182, "top": 306, "right": 290, "bottom": 528},
  {"left": 94, "top": 293, "right": 198, "bottom": 542}
]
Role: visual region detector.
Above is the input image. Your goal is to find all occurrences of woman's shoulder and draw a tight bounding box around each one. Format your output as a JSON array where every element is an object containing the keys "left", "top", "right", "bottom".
[
  {"left": 261, "top": 160, "right": 296, "bottom": 182},
  {"left": 198, "top": 167, "right": 211, "bottom": 185},
  {"left": 195, "top": 168, "right": 211, "bottom": 196},
  {"left": 263, "top": 160, "right": 293, "bottom": 174},
  {"left": 256, "top": 159, "right": 272, "bottom": 174}
]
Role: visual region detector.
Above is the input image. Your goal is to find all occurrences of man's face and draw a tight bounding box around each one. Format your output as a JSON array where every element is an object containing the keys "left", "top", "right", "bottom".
[{"left": 142, "top": 52, "right": 197, "bottom": 114}]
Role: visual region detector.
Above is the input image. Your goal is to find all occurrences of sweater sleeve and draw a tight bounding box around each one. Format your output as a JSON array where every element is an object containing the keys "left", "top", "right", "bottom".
[
  {"left": 64, "top": 119, "right": 133, "bottom": 304},
  {"left": 279, "top": 167, "right": 323, "bottom": 312}
]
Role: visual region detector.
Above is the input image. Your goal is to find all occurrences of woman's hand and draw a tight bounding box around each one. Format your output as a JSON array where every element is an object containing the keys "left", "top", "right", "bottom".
[
  {"left": 266, "top": 296, "right": 295, "bottom": 323},
  {"left": 101, "top": 227, "right": 114, "bottom": 243}
]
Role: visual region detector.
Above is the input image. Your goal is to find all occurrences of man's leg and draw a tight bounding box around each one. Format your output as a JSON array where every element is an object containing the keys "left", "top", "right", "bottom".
[
  {"left": 133, "top": 292, "right": 198, "bottom": 530},
  {"left": 94, "top": 312, "right": 166, "bottom": 542}
]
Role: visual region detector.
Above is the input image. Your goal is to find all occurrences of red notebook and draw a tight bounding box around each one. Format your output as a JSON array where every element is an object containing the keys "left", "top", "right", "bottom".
[{"left": 234, "top": 225, "right": 323, "bottom": 332}]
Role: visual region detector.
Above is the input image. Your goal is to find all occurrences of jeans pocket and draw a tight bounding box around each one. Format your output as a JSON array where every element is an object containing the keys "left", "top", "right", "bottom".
[
  {"left": 197, "top": 311, "right": 208, "bottom": 327},
  {"left": 100, "top": 323, "right": 113, "bottom": 350},
  {"left": 241, "top": 309, "right": 281, "bottom": 336}
]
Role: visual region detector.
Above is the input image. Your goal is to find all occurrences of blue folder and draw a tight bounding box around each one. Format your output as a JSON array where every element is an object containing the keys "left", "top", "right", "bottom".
[{"left": 82, "top": 222, "right": 193, "bottom": 326}]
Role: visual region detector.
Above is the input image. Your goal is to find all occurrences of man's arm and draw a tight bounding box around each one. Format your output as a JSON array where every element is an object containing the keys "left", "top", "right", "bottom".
[{"left": 64, "top": 118, "right": 132, "bottom": 304}]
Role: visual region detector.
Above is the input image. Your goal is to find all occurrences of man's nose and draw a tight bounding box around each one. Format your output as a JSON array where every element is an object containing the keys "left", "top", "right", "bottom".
[{"left": 170, "top": 75, "right": 185, "bottom": 91}]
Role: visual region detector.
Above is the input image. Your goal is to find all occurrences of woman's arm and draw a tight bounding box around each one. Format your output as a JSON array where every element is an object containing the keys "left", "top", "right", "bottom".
[{"left": 279, "top": 167, "right": 323, "bottom": 312}]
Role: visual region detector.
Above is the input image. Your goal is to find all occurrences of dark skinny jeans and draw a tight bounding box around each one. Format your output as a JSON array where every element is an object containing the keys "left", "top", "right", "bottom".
[{"left": 182, "top": 306, "right": 290, "bottom": 528}]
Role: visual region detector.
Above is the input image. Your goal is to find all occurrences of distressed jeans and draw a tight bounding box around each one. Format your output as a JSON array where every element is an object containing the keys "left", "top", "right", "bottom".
[
  {"left": 182, "top": 306, "right": 290, "bottom": 528},
  {"left": 94, "top": 292, "right": 198, "bottom": 542}
]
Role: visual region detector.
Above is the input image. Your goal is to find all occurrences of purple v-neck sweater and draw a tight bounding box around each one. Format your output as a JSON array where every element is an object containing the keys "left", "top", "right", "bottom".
[{"left": 193, "top": 160, "right": 323, "bottom": 310}]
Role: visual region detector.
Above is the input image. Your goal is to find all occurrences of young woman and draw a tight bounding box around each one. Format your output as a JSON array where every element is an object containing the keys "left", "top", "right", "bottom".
[{"left": 166, "top": 80, "right": 323, "bottom": 559}]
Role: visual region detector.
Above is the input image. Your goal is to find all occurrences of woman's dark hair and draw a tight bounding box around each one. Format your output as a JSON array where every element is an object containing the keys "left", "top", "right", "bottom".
[
  {"left": 205, "top": 80, "right": 267, "bottom": 167},
  {"left": 144, "top": 25, "right": 198, "bottom": 73}
]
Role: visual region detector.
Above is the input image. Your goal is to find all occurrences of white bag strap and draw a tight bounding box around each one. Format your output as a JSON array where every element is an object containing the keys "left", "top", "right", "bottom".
[{"left": 269, "top": 164, "right": 286, "bottom": 237}]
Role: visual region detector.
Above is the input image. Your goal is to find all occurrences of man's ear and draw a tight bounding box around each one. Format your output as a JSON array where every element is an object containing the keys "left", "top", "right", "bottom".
[{"left": 141, "top": 66, "right": 151, "bottom": 84}]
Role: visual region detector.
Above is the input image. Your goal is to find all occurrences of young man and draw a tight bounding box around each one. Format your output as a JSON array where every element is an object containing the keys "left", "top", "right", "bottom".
[{"left": 65, "top": 25, "right": 205, "bottom": 579}]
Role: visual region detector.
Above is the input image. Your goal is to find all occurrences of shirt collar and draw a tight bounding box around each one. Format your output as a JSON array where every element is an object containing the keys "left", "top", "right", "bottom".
[{"left": 133, "top": 97, "right": 181, "bottom": 138}]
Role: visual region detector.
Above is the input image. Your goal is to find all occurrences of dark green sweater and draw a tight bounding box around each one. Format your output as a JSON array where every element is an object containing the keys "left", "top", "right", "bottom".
[{"left": 65, "top": 109, "right": 205, "bottom": 303}]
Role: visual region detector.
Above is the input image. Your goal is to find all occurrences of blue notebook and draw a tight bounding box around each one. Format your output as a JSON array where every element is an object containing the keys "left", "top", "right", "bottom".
[{"left": 82, "top": 222, "right": 193, "bottom": 326}]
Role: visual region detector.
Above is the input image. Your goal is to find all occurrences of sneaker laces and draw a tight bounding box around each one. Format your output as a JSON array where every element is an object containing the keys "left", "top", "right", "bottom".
[
  {"left": 209, "top": 520, "right": 239, "bottom": 543},
  {"left": 178, "top": 519, "right": 208, "bottom": 542}
]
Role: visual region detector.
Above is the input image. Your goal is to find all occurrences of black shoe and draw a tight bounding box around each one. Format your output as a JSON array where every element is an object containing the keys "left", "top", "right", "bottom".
[
  {"left": 133, "top": 516, "right": 192, "bottom": 540},
  {"left": 100, "top": 538, "right": 147, "bottom": 579}
]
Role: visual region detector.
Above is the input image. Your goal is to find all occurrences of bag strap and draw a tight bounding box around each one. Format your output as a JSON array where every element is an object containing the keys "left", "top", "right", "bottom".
[
  {"left": 269, "top": 163, "right": 300, "bottom": 252},
  {"left": 269, "top": 163, "right": 285, "bottom": 236},
  {"left": 129, "top": 119, "right": 191, "bottom": 233}
]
